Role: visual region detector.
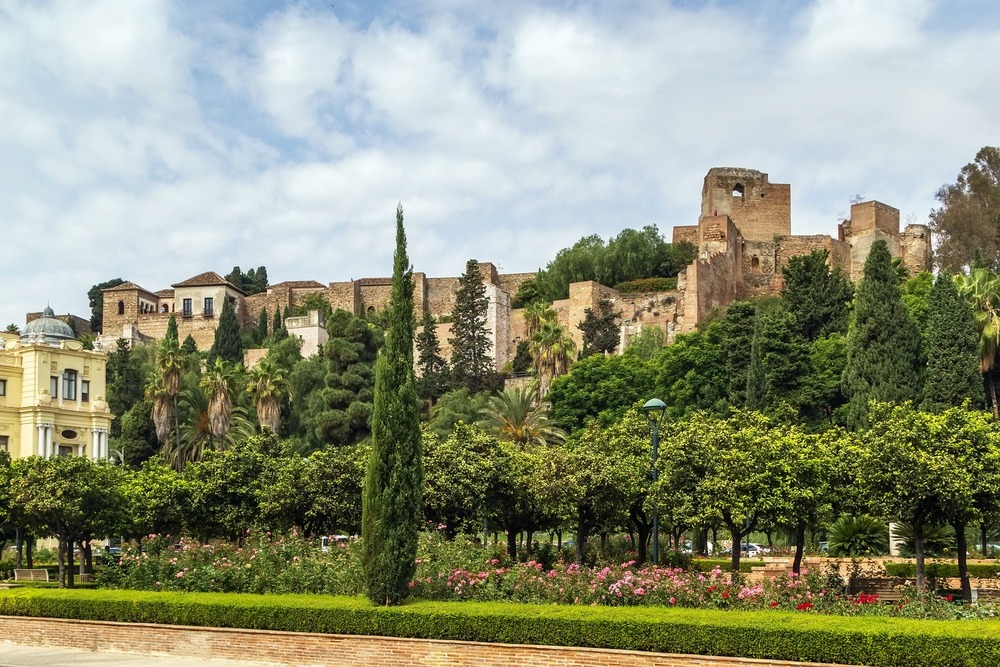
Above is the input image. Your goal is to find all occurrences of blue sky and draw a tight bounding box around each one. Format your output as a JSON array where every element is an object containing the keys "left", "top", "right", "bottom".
[{"left": 2, "top": 0, "right": 999, "bottom": 326}]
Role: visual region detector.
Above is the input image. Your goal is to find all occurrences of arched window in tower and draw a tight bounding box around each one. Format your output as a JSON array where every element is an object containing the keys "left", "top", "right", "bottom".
[
  {"left": 751, "top": 255, "right": 760, "bottom": 271},
  {"left": 117, "top": 300, "right": 125, "bottom": 315},
  {"left": 732, "top": 183, "right": 745, "bottom": 197}
]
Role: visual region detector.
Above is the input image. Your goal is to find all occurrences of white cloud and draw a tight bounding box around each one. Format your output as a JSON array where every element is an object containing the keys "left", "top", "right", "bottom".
[{"left": 1, "top": 0, "right": 999, "bottom": 324}]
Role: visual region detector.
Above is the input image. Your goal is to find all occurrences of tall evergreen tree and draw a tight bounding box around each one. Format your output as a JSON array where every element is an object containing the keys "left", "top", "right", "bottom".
[
  {"left": 922, "top": 272, "right": 984, "bottom": 411},
  {"left": 415, "top": 312, "right": 450, "bottom": 404},
  {"left": 842, "top": 240, "right": 923, "bottom": 428},
  {"left": 449, "top": 259, "right": 496, "bottom": 393},
  {"left": 745, "top": 314, "right": 767, "bottom": 410},
  {"left": 208, "top": 298, "right": 243, "bottom": 365},
  {"left": 719, "top": 301, "right": 758, "bottom": 406},
  {"left": 578, "top": 298, "right": 621, "bottom": 357},
  {"left": 258, "top": 308, "right": 269, "bottom": 342},
  {"left": 106, "top": 338, "right": 144, "bottom": 438},
  {"left": 362, "top": 204, "right": 423, "bottom": 606},
  {"left": 165, "top": 314, "right": 179, "bottom": 345},
  {"left": 781, "top": 250, "right": 853, "bottom": 340},
  {"left": 273, "top": 308, "right": 282, "bottom": 336}
]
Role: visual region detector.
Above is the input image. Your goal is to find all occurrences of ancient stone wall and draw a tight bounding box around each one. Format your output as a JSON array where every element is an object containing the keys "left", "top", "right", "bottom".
[
  {"left": 617, "top": 290, "right": 680, "bottom": 350},
  {"left": 567, "top": 281, "right": 617, "bottom": 353},
  {"left": 672, "top": 225, "right": 699, "bottom": 246},
  {"left": 900, "top": 224, "right": 932, "bottom": 279},
  {"left": 701, "top": 168, "right": 791, "bottom": 242},
  {"left": 848, "top": 201, "right": 899, "bottom": 237},
  {"left": 848, "top": 229, "right": 900, "bottom": 283},
  {"left": 498, "top": 272, "right": 537, "bottom": 302},
  {"left": 326, "top": 281, "right": 361, "bottom": 315},
  {"left": 426, "top": 278, "right": 461, "bottom": 317}
]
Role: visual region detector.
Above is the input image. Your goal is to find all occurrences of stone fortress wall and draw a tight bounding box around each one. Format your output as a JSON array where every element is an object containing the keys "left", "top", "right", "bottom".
[{"left": 97, "top": 167, "right": 933, "bottom": 363}]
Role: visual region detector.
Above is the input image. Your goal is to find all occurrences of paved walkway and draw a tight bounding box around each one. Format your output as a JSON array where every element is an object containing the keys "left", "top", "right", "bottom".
[{"left": 0, "top": 643, "right": 283, "bottom": 667}]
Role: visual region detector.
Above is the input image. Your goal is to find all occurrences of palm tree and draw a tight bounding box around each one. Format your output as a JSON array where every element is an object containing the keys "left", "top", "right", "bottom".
[
  {"left": 530, "top": 319, "right": 576, "bottom": 397},
  {"left": 162, "top": 383, "right": 255, "bottom": 471},
  {"left": 954, "top": 269, "right": 1000, "bottom": 416},
  {"left": 200, "top": 358, "right": 237, "bottom": 445},
  {"left": 246, "top": 355, "right": 289, "bottom": 433},
  {"left": 144, "top": 374, "right": 172, "bottom": 447},
  {"left": 826, "top": 515, "right": 889, "bottom": 557},
  {"left": 479, "top": 384, "right": 566, "bottom": 446},
  {"left": 523, "top": 301, "right": 556, "bottom": 342},
  {"left": 153, "top": 335, "right": 185, "bottom": 449}
]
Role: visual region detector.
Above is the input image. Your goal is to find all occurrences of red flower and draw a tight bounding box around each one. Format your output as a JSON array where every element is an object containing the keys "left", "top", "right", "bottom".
[
  {"left": 769, "top": 601, "right": 779, "bottom": 607},
  {"left": 796, "top": 602, "right": 813, "bottom": 611},
  {"left": 721, "top": 591, "right": 730, "bottom": 599}
]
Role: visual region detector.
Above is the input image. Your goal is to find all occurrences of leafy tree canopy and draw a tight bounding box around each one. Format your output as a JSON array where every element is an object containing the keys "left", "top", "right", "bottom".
[
  {"left": 930, "top": 146, "right": 1000, "bottom": 272},
  {"left": 224, "top": 266, "right": 269, "bottom": 296}
]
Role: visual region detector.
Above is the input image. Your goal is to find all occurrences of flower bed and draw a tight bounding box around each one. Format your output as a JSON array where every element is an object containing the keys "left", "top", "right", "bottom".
[{"left": 90, "top": 533, "right": 999, "bottom": 620}]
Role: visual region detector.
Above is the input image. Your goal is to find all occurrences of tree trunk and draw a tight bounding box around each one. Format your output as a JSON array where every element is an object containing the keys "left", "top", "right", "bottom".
[
  {"left": 726, "top": 521, "right": 743, "bottom": 581},
  {"left": 792, "top": 523, "right": 806, "bottom": 575},
  {"left": 57, "top": 537, "right": 66, "bottom": 588},
  {"left": 914, "top": 520, "right": 926, "bottom": 591},
  {"left": 710, "top": 527, "right": 718, "bottom": 555},
  {"left": 989, "top": 373, "right": 999, "bottom": 420},
  {"left": 954, "top": 521, "right": 972, "bottom": 602},
  {"left": 506, "top": 529, "right": 518, "bottom": 561},
  {"left": 600, "top": 532, "right": 608, "bottom": 555},
  {"left": 15, "top": 530, "right": 22, "bottom": 568},
  {"left": 25, "top": 537, "right": 33, "bottom": 569},
  {"left": 66, "top": 538, "right": 76, "bottom": 589},
  {"left": 526, "top": 529, "right": 534, "bottom": 555}
]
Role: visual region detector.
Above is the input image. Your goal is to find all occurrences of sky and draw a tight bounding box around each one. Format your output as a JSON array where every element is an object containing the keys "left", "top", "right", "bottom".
[{"left": 2, "top": 0, "right": 998, "bottom": 326}]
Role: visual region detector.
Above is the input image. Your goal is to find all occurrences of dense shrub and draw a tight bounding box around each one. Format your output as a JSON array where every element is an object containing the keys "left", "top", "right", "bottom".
[
  {"left": 884, "top": 562, "right": 1000, "bottom": 579},
  {"left": 3, "top": 588, "right": 1000, "bottom": 666},
  {"left": 614, "top": 277, "right": 677, "bottom": 293}
]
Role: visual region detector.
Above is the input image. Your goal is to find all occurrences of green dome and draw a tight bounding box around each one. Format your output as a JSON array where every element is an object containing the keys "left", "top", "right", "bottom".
[{"left": 21, "top": 306, "right": 75, "bottom": 344}]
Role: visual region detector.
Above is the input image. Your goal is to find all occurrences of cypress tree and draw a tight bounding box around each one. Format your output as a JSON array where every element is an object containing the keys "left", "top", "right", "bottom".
[
  {"left": 361, "top": 204, "right": 422, "bottom": 606},
  {"left": 181, "top": 334, "right": 197, "bottom": 355},
  {"left": 273, "top": 309, "right": 283, "bottom": 336},
  {"left": 165, "top": 315, "right": 179, "bottom": 345},
  {"left": 922, "top": 272, "right": 984, "bottom": 411},
  {"left": 449, "top": 259, "right": 496, "bottom": 393},
  {"left": 258, "top": 308, "right": 269, "bottom": 342},
  {"left": 415, "top": 312, "right": 450, "bottom": 404},
  {"left": 745, "top": 314, "right": 766, "bottom": 410},
  {"left": 208, "top": 298, "right": 244, "bottom": 365},
  {"left": 842, "top": 240, "right": 922, "bottom": 428}
]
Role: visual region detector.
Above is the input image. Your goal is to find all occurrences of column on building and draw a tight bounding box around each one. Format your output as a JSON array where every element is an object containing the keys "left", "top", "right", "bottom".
[
  {"left": 36, "top": 424, "right": 45, "bottom": 457},
  {"left": 43, "top": 423, "right": 53, "bottom": 458},
  {"left": 92, "top": 430, "right": 100, "bottom": 461}
]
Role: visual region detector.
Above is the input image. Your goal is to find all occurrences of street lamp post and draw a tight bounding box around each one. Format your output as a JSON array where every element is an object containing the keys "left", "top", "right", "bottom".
[{"left": 642, "top": 398, "right": 666, "bottom": 566}]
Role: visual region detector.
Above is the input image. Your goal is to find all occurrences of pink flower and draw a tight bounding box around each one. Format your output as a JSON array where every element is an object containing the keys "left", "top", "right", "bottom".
[
  {"left": 669, "top": 597, "right": 676, "bottom": 605},
  {"left": 635, "top": 588, "right": 645, "bottom": 596}
]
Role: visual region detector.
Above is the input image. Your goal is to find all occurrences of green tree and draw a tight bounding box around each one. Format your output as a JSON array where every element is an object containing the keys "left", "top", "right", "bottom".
[
  {"left": 87, "top": 278, "right": 126, "bottom": 332},
  {"left": 841, "top": 240, "right": 923, "bottom": 428},
  {"left": 120, "top": 460, "right": 190, "bottom": 539},
  {"left": 624, "top": 325, "right": 666, "bottom": 361},
  {"left": 257, "top": 308, "right": 269, "bottom": 344},
  {"left": 415, "top": 312, "right": 450, "bottom": 405},
  {"left": 479, "top": 384, "right": 565, "bottom": 446},
  {"left": 449, "top": 259, "right": 497, "bottom": 393},
  {"left": 902, "top": 272, "right": 935, "bottom": 340},
  {"left": 780, "top": 250, "right": 853, "bottom": 340},
  {"left": 106, "top": 338, "right": 145, "bottom": 439},
  {"left": 259, "top": 445, "right": 366, "bottom": 538},
  {"left": 116, "top": 400, "right": 159, "bottom": 468},
  {"left": 181, "top": 334, "right": 197, "bottom": 355},
  {"left": 246, "top": 355, "right": 290, "bottom": 434},
  {"left": 922, "top": 272, "right": 984, "bottom": 411},
  {"left": 746, "top": 308, "right": 810, "bottom": 414},
  {"left": 273, "top": 309, "right": 283, "bottom": 338},
  {"left": 530, "top": 318, "right": 576, "bottom": 397},
  {"left": 578, "top": 298, "right": 621, "bottom": 357},
  {"left": 10, "top": 457, "right": 124, "bottom": 587},
  {"left": 224, "top": 266, "right": 269, "bottom": 295},
  {"left": 199, "top": 358, "right": 238, "bottom": 446},
  {"left": 208, "top": 298, "right": 243, "bottom": 365},
  {"left": 288, "top": 309, "right": 381, "bottom": 450},
  {"left": 362, "top": 204, "right": 423, "bottom": 606},
  {"left": 548, "top": 351, "right": 656, "bottom": 433},
  {"left": 652, "top": 325, "right": 728, "bottom": 419},
  {"left": 930, "top": 146, "right": 1000, "bottom": 271},
  {"left": 718, "top": 301, "right": 758, "bottom": 407},
  {"left": 425, "top": 389, "right": 491, "bottom": 440},
  {"left": 826, "top": 515, "right": 889, "bottom": 557},
  {"left": 954, "top": 268, "right": 1000, "bottom": 417}
]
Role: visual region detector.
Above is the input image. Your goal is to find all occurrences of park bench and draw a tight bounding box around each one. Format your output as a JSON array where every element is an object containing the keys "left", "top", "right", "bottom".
[
  {"left": 13, "top": 568, "right": 50, "bottom": 582},
  {"left": 847, "top": 577, "right": 915, "bottom": 603}
]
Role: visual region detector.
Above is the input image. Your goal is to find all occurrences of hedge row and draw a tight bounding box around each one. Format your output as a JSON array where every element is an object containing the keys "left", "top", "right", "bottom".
[
  {"left": 2, "top": 588, "right": 1000, "bottom": 666},
  {"left": 691, "top": 558, "right": 763, "bottom": 573},
  {"left": 614, "top": 277, "right": 677, "bottom": 293},
  {"left": 884, "top": 563, "right": 1000, "bottom": 579}
]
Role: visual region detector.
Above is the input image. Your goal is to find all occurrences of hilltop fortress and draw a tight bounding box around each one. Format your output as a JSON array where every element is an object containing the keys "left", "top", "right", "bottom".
[{"left": 99, "top": 167, "right": 932, "bottom": 362}]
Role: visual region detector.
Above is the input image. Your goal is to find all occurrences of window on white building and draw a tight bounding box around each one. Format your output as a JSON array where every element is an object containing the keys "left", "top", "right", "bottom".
[{"left": 63, "top": 369, "right": 77, "bottom": 401}]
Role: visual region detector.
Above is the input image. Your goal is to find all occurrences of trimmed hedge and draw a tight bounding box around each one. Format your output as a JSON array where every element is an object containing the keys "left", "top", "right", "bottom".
[
  {"left": 3, "top": 588, "right": 1000, "bottom": 666},
  {"left": 691, "top": 558, "right": 764, "bottom": 574},
  {"left": 614, "top": 277, "right": 677, "bottom": 293},
  {"left": 884, "top": 563, "right": 1000, "bottom": 579}
]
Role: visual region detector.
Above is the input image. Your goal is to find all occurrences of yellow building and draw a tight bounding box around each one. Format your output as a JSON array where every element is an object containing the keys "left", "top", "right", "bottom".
[{"left": 0, "top": 307, "right": 112, "bottom": 459}]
